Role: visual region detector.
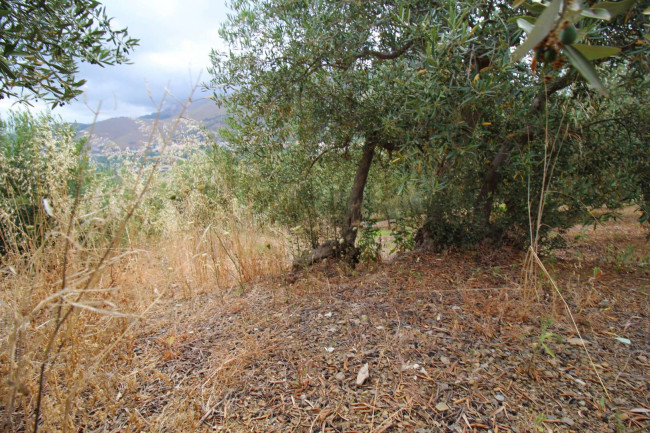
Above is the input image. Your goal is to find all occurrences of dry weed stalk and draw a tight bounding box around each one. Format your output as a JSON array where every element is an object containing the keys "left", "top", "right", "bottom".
[
  {"left": 2, "top": 90, "right": 178, "bottom": 431},
  {"left": 30, "top": 89, "right": 193, "bottom": 433},
  {"left": 522, "top": 84, "right": 611, "bottom": 401}
]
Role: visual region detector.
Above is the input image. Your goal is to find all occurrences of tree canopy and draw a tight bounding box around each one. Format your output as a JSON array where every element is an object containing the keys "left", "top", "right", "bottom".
[
  {"left": 0, "top": 0, "right": 138, "bottom": 107},
  {"left": 210, "top": 0, "right": 649, "bottom": 259}
]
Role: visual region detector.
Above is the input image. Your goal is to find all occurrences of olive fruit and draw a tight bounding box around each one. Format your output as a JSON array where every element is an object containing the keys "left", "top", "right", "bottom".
[
  {"left": 544, "top": 49, "right": 557, "bottom": 63},
  {"left": 561, "top": 25, "right": 578, "bottom": 45}
]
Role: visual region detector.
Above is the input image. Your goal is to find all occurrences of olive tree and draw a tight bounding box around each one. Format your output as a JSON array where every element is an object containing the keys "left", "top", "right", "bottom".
[
  {"left": 409, "top": 0, "right": 649, "bottom": 248},
  {"left": 210, "top": 0, "right": 649, "bottom": 260},
  {"left": 210, "top": 0, "right": 445, "bottom": 262}
]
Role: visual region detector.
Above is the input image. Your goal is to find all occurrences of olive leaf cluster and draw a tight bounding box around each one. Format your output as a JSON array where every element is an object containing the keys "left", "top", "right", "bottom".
[
  {"left": 511, "top": 0, "right": 648, "bottom": 94},
  {"left": 0, "top": 0, "right": 138, "bottom": 107}
]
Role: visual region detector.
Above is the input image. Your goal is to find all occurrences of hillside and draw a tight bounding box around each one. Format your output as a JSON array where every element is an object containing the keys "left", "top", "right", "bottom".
[{"left": 78, "top": 98, "right": 227, "bottom": 154}]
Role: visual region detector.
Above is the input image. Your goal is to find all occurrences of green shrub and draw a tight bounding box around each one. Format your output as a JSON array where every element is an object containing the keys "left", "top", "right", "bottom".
[{"left": 0, "top": 111, "right": 87, "bottom": 254}]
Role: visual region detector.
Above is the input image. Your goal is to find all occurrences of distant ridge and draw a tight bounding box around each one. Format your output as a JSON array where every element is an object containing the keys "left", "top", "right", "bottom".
[{"left": 79, "top": 98, "right": 227, "bottom": 155}]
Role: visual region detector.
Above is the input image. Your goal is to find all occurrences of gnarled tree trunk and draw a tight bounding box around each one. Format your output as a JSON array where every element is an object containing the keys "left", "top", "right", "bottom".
[
  {"left": 293, "top": 140, "right": 377, "bottom": 268},
  {"left": 340, "top": 140, "right": 377, "bottom": 255}
]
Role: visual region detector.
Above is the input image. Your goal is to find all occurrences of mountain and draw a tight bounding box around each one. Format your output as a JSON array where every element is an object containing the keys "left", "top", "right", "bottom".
[{"left": 78, "top": 97, "right": 227, "bottom": 155}]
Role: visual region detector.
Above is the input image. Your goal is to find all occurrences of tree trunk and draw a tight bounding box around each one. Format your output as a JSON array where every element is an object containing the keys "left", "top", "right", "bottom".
[
  {"left": 474, "top": 142, "right": 511, "bottom": 227},
  {"left": 341, "top": 140, "right": 377, "bottom": 252},
  {"left": 293, "top": 140, "right": 377, "bottom": 268},
  {"left": 642, "top": 172, "right": 650, "bottom": 229},
  {"left": 414, "top": 223, "right": 438, "bottom": 251}
]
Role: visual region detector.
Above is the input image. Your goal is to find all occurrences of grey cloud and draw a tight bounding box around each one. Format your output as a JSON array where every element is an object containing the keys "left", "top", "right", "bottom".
[
  {"left": 75, "top": 62, "right": 203, "bottom": 120},
  {"left": 65, "top": 0, "right": 229, "bottom": 123}
]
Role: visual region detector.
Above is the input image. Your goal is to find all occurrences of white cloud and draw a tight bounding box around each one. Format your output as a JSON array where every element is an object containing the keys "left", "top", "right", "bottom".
[
  {"left": 6, "top": 0, "right": 232, "bottom": 124},
  {"left": 146, "top": 33, "right": 221, "bottom": 74},
  {"left": 0, "top": 99, "right": 50, "bottom": 119}
]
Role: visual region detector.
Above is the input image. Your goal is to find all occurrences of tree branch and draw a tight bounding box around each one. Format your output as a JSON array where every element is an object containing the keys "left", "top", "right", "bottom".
[
  {"left": 532, "top": 70, "right": 577, "bottom": 111},
  {"left": 356, "top": 40, "right": 414, "bottom": 61},
  {"left": 309, "top": 138, "right": 350, "bottom": 168}
]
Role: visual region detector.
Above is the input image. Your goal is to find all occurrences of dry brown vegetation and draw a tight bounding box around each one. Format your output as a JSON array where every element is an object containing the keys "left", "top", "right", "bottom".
[
  {"left": 0, "top": 214, "right": 288, "bottom": 432},
  {"left": 1, "top": 98, "right": 648, "bottom": 433},
  {"left": 0, "top": 110, "right": 290, "bottom": 432},
  {"left": 2, "top": 203, "right": 647, "bottom": 432}
]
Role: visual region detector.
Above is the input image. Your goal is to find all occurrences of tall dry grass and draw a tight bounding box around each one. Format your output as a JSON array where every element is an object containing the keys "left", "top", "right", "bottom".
[{"left": 0, "top": 98, "right": 289, "bottom": 432}]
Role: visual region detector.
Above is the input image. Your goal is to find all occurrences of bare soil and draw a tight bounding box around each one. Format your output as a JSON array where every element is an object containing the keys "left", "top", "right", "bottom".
[{"left": 79, "top": 213, "right": 649, "bottom": 432}]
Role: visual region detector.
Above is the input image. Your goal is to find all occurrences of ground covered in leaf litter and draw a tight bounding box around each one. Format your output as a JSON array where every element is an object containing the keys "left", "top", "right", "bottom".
[{"left": 105, "top": 217, "right": 647, "bottom": 433}]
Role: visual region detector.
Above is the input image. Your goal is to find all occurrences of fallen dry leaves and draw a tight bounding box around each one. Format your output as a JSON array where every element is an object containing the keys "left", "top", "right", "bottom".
[{"left": 6, "top": 213, "right": 648, "bottom": 432}]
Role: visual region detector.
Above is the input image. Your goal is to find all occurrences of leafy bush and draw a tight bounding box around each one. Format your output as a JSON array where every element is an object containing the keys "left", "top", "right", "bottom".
[
  {"left": 391, "top": 216, "right": 421, "bottom": 253},
  {"left": 357, "top": 218, "right": 382, "bottom": 263},
  {"left": 0, "top": 111, "right": 87, "bottom": 254}
]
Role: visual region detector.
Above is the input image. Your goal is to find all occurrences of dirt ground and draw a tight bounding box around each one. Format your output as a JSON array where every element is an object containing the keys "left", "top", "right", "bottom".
[{"left": 81, "top": 212, "right": 649, "bottom": 432}]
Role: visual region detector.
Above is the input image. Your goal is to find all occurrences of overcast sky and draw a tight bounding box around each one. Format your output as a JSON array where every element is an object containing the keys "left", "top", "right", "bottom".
[{"left": 0, "top": 0, "right": 230, "bottom": 124}]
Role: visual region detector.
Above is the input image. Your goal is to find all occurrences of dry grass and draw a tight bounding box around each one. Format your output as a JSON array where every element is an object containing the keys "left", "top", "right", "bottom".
[
  {"left": 0, "top": 192, "right": 290, "bottom": 433},
  {"left": 0, "top": 100, "right": 290, "bottom": 432},
  {"left": 59, "top": 226, "right": 644, "bottom": 432},
  {"left": 2, "top": 207, "right": 646, "bottom": 431}
]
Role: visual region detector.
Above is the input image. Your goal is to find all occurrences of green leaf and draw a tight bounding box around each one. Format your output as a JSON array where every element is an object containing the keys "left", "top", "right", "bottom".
[
  {"left": 52, "top": 63, "right": 72, "bottom": 73},
  {"left": 563, "top": 44, "right": 607, "bottom": 96},
  {"left": 521, "top": 2, "right": 546, "bottom": 14},
  {"left": 0, "top": 9, "right": 11, "bottom": 17},
  {"left": 541, "top": 342, "right": 555, "bottom": 358},
  {"left": 594, "top": 0, "right": 640, "bottom": 18},
  {"left": 0, "top": 56, "right": 16, "bottom": 78},
  {"left": 512, "top": 0, "right": 563, "bottom": 62},
  {"left": 571, "top": 44, "right": 621, "bottom": 60},
  {"left": 6, "top": 49, "right": 30, "bottom": 57},
  {"left": 580, "top": 8, "right": 611, "bottom": 20},
  {"left": 507, "top": 15, "right": 537, "bottom": 25},
  {"left": 516, "top": 18, "right": 536, "bottom": 34}
]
